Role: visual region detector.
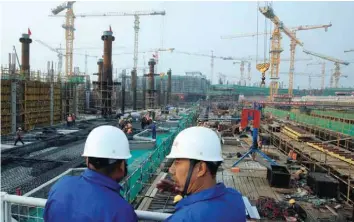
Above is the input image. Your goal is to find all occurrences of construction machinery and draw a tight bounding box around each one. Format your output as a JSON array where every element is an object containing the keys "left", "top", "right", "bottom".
[
  {"left": 35, "top": 40, "right": 65, "bottom": 77},
  {"left": 50, "top": 5, "right": 165, "bottom": 76},
  {"left": 278, "top": 72, "right": 348, "bottom": 89},
  {"left": 50, "top": 1, "right": 76, "bottom": 76},
  {"left": 173, "top": 50, "right": 250, "bottom": 84},
  {"left": 307, "top": 62, "right": 326, "bottom": 90},
  {"left": 222, "top": 23, "right": 331, "bottom": 95},
  {"left": 35, "top": 40, "right": 99, "bottom": 78},
  {"left": 303, "top": 49, "right": 350, "bottom": 88},
  {"left": 259, "top": 6, "right": 330, "bottom": 100},
  {"left": 344, "top": 49, "right": 354, "bottom": 53}
]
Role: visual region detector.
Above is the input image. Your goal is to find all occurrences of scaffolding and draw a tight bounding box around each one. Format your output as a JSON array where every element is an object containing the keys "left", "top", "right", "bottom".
[{"left": 0, "top": 66, "right": 90, "bottom": 135}]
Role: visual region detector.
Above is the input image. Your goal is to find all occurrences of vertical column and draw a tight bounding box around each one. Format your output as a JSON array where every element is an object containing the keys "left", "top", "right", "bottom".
[
  {"left": 167, "top": 69, "right": 172, "bottom": 105},
  {"left": 131, "top": 69, "right": 137, "bottom": 110},
  {"left": 142, "top": 72, "right": 146, "bottom": 110},
  {"left": 121, "top": 69, "right": 126, "bottom": 114},
  {"left": 19, "top": 33, "right": 32, "bottom": 80},
  {"left": 97, "top": 58, "right": 103, "bottom": 89},
  {"left": 146, "top": 58, "right": 156, "bottom": 109},
  {"left": 11, "top": 81, "right": 17, "bottom": 133},
  {"left": 101, "top": 29, "right": 115, "bottom": 117},
  {"left": 50, "top": 83, "right": 54, "bottom": 125}
]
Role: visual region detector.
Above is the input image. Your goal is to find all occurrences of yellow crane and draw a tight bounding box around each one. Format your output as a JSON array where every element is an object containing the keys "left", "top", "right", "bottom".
[
  {"left": 259, "top": 5, "right": 332, "bottom": 99},
  {"left": 303, "top": 49, "right": 350, "bottom": 88},
  {"left": 50, "top": 1, "right": 76, "bottom": 76},
  {"left": 50, "top": 4, "right": 165, "bottom": 76},
  {"left": 226, "top": 57, "right": 312, "bottom": 86}
]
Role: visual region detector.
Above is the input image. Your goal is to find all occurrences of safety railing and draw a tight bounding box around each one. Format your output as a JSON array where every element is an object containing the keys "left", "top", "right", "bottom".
[
  {"left": 0, "top": 192, "right": 172, "bottom": 222},
  {"left": 120, "top": 108, "right": 198, "bottom": 203},
  {"left": 265, "top": 107, "right": 354, "bottom": 136}
]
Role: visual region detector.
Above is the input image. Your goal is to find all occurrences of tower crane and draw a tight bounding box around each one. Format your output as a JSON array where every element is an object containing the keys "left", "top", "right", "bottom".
[
  {"left": 344, "top": 49, "right": 354, "bottom": 53},
  {"left": 278, "top": 72, "right": 348, "bottom": 89},
  {"left": 35, "top": 39, "right": 65, "bottom": 76},
  {"left": 36, "top": 39, "right": 99, "bottom": 77},
  {"left": 259, "top": 6, "right": 331, "bottom": 99},
  {"left": 112, "top": 48, "right": 174, "bottom": 75},
  {"left": 307, "top": 62, "right": 326, "bottom": 90},
  {"left": 50, "top": 1, "right": 76, "bottom": 77},
  {"left": 173, "top": 50, "right": 250, "bottom": 84},
  {"left": 50, "top": 9, "right": 165, "bottom": 78},
  {"left": 303, "top": 49, "right": 350, "bottom": 88},
  {"left": 227, "top": 57, "right": 312, "bottom": 86}
]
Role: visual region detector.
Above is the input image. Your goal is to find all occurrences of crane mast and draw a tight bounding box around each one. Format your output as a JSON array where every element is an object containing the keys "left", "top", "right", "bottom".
[
  {"left": 259, "top": 5, "right": 331, "bottom": 99},
  {"left": 303, "top": 49, "right": 350, "bottom": 88}
]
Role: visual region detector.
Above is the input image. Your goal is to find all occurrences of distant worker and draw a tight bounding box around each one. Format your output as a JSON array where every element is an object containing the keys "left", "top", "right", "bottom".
[
  {"left": 44, "top": 125, "right": 138, "bottom": 222},
  {"left": 14, "top": 127, "right": 24, "bottom": 146},
  {"left": 72, "top": 113, "right": 76, "bottom": 126},
  {"left": 67, "top": 114, "right": 73, "bottom": 127},
  {"left": 156, "top": 127, "right": 246, "bottom": 222}
]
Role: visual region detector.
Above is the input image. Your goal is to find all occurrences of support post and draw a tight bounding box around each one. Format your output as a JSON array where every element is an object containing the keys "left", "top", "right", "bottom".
[
  {"left": 50, "top": 83, "right": 54, "bottom": 125},
  {"left": 11, "top": 81, "right": 17, "bottom": 133}
]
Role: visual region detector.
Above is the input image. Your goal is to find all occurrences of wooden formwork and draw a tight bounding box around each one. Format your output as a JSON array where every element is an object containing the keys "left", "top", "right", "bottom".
[
  {"left": 53, "top": 83, "right": 62, "bottom": 124},
  {"left": 1, "top": 80, "right": 12, "bottom": 134},
  {"left": 23, "top": 81, "right": 51, "bottom": 130}
]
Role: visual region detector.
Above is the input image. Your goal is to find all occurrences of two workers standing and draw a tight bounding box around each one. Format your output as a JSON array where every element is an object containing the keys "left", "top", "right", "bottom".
[{"left": 44, "top": 125, "right": 246, "bottom": 222}]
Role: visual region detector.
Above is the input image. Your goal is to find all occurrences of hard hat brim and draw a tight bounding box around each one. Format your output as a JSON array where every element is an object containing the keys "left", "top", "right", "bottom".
[
  {"left": 81, "top": 153, "right": 132, "bottom": 159},
  {"left": 166, "top": 153, "right": 223, "bottom": 162}
]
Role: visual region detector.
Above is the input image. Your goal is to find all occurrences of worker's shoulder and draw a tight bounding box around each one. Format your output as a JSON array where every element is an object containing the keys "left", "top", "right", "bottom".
[{"left": 51, "top": 175, "right": 77, "bottom": 189}]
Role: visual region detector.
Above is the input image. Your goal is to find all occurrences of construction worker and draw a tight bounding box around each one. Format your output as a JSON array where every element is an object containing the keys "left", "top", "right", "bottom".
[
  {"left": 156, "top": 127, "right": 246, "bottom": 222},
  {"left": 14, "top": 127, "right": 24, "bottom": 146},
  {"left": 44, "top": 125, "right": 138, "bottom": 222}
]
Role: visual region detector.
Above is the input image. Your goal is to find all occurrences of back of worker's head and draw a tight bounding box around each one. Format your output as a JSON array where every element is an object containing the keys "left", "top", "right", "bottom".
[
  {"left": 166, "top": 126, "right": 223, "bottom": 196},
  {"left": 82, "top": 125, "right": 131, "bottom": 182}
]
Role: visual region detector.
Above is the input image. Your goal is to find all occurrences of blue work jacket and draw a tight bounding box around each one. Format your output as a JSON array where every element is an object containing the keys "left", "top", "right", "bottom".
[
  {"left": 165, "top": 183, "right": 246, "bottom": 222},
  {"left": 43, "top": 169, "right": 138, "bottom": 222}
]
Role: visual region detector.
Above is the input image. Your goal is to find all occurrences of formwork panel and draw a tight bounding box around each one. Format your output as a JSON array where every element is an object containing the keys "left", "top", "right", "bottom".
[
  {"left": 53, "top": 83, "right": 62, "bottom": 124},
  {"left": 1, "top": 80, "right": 12, "bottom": 134},
  {"left": 24, "top": 81, "right": 51, "bottom": 130}
]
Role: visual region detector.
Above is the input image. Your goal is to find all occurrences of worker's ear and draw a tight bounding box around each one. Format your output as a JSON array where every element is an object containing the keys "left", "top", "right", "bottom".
[{"left": 196, "top": 162, "right": 207, "bottom": 177}]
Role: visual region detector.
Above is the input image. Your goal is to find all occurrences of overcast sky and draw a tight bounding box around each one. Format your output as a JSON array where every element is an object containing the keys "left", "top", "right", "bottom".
[{"left": 1, "top": 1, "right": 354, "bottom": 89}]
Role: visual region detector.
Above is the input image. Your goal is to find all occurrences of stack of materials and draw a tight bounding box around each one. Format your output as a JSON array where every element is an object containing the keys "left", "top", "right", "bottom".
[{"left": 281, "top": 125, "right": 314, "bottom": 141}]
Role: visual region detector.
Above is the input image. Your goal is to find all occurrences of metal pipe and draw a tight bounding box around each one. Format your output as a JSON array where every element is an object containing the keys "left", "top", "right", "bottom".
[
  {"left": 101, "top": 30, "right": 115, "bottom": 117},
  {"left": 1, "top": 192, "right": 172, "bottom": 220},
  {"left": 19, "top": 34, "right": 32, "bottom": 80}
]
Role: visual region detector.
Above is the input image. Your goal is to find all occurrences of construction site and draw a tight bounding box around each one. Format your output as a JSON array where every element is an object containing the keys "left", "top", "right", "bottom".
[{"left": 1, "top": 1, "right": 354, "bottom": 222}]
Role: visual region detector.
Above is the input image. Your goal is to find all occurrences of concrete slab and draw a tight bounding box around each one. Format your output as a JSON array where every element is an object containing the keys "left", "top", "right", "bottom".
[{"left": 1, "top": 142, "right": 33, "bottom": 151}]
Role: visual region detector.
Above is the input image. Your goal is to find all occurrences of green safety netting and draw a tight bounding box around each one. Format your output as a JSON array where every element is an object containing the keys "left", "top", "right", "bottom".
[
  {"left": 265, "top": 108, "right": 354, "bottom": 136},
  {"left": 120, "top": 109, "right": 198, "bottom": 203},
  {"left": 24, "top": 108, "right": 198, "bottom": 221},
  {"left": 311, "top": 110, "right": 354, "bottom": 120}
]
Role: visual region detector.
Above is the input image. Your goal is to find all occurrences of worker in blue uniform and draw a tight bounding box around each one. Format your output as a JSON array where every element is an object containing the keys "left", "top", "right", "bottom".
[
  {"left": 43, "top": 125, "right": 138, "bottom": 222},
  {"left": 156, "top": 126, "right": 246, "bottom": 222}
]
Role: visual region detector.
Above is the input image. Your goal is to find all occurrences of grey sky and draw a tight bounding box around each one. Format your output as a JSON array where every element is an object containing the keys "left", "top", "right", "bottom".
[{"left": 1, "top": 1, "right": 354, "bottom": 89}]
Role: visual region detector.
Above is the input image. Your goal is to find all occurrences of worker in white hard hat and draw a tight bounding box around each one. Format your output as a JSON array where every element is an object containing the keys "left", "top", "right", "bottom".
[
  {"left": 44, "top": 125, "right": 138, "bottom": 222},
  {"left": 157, "top": 126, "right": 246, "bottom": 222}
]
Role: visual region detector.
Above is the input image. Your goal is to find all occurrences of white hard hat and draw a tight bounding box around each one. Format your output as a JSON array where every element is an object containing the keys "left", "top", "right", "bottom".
[
  {"left": 82, "top": 125, "right": 132, "bottom": 159},
  {"left": 166, "top": 126, "right": 223, "bottom": 162}
]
